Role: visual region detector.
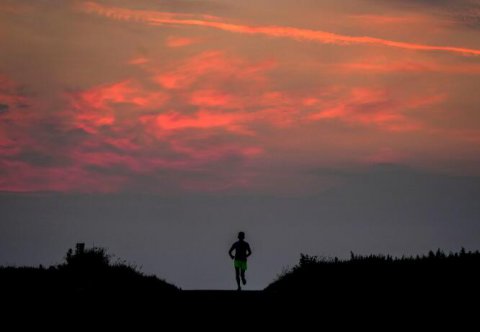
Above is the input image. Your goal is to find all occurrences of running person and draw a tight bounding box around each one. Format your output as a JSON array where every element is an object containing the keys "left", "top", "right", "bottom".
[{"left": 228, "top": 232, "right": 252, "bottom": 291}]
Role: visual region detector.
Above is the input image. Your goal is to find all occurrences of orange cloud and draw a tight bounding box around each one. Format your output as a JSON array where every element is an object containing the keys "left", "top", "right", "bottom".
[
  {"left": 79, "top": 1, "right": 480, "bottom": 56},
  {"left": 165, "top": 36, "right": 198, "bottom": 48}
]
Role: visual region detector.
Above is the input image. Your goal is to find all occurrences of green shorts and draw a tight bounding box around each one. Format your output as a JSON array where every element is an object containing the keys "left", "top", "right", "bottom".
[{"left": 234, "top": 259, "right": 247, "bottom": 271}]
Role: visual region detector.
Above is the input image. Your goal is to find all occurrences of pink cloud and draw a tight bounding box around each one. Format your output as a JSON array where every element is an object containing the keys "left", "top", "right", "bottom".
[
  {"left": 69, "top": 79, "right": 168, "bottom": 133},
  {"left": 71, "top": 79, "right": 168, "bottom": 110},
  {"left": 153, "top": 51, "right": 227, "bottom": 89},
  {"left": 153, "top": 51, "right": 275, "bottom": 90},
  {"left": 0, "top": 40, "right": 471, "bottom": 194},
  {"left": 307, "top": 87, "right": 444, "bottom": 132}
]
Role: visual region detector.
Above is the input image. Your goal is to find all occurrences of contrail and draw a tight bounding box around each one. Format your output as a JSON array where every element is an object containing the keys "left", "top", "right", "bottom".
[{"left": 79, "top": 1, "right": 480, "bottom": 57}]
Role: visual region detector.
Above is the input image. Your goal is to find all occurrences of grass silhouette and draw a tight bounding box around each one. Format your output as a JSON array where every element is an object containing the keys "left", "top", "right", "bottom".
[{"left": 265, "top": 248, "right": 480, "bottom": 295}]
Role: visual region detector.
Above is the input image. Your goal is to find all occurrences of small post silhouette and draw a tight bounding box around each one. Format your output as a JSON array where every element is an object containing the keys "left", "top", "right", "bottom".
[{"left": 76, "top": 243, "right": 85, "bottom": 255}]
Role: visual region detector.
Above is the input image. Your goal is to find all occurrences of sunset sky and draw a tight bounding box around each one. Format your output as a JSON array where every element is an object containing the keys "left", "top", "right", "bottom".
[{"left": 1, "top": 0, "right": 480, "bottom": 289}]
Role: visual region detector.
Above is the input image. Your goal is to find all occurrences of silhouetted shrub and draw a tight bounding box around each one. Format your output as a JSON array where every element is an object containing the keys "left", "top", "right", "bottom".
[{"left": 64, "top": 246, "right": 110, "bottom": 271}]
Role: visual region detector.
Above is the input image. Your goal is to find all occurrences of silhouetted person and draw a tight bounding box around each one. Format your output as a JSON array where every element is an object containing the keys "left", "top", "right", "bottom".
[{"left": 228, "top": 231, "right": 252, "bottom": 291}]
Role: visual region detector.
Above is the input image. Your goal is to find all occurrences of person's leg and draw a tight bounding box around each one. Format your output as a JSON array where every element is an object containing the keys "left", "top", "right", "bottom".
[
  {"left": 235, "top": 267, "right": 241, "bottom": 290},
  {"left": 241, "top": 269, "right": 246, "bottom": 285}
]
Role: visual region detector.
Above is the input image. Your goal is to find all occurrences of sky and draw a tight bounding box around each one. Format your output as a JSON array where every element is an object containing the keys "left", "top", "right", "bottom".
[{"left": 1, "top": 0, "right": 480, "bottom": 289}]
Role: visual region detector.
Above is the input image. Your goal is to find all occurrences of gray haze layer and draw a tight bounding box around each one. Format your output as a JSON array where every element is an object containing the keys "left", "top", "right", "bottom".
[{"left": 1, "top": 164, "right": 479, "bottom": 289}]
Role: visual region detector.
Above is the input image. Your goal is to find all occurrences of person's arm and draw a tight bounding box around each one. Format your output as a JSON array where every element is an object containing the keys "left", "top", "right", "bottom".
[
  {"left": 228, "top": 243, "right": 235, "bottom": 259},
  {"left": 246, "top": 243, "right": 252, "bottom": 258}
]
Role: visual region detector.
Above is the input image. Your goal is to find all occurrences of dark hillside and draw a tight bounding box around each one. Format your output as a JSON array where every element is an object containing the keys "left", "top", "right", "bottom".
[
  {"left": 1, "top": 245, "right": 179, "bottom": 300},
  {"left": 265, "top": 249, "right": 480, "bottom": 298}
]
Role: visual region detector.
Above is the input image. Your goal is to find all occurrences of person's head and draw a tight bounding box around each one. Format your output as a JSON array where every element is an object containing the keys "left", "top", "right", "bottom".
[{"left": 238, "top": 231, "right": 245, "bottom": 240}]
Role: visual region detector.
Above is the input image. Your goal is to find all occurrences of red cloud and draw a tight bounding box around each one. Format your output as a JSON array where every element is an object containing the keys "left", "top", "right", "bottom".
[
  {"left": 80, "top": 1, "right": 480, "bottom": 56},
  {"left": 141, "top": 110, "right": 254, "bottom": 136}
]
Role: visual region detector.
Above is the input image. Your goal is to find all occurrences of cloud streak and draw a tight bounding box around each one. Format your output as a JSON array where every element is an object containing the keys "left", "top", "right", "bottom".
[{"left": 79, "top": 1, "right": 480, "bottom": 56}]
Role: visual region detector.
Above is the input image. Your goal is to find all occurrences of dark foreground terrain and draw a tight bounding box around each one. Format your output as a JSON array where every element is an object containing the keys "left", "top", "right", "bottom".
[{"left": 2, "top": 247, "right": 479, "bottom": 324}]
